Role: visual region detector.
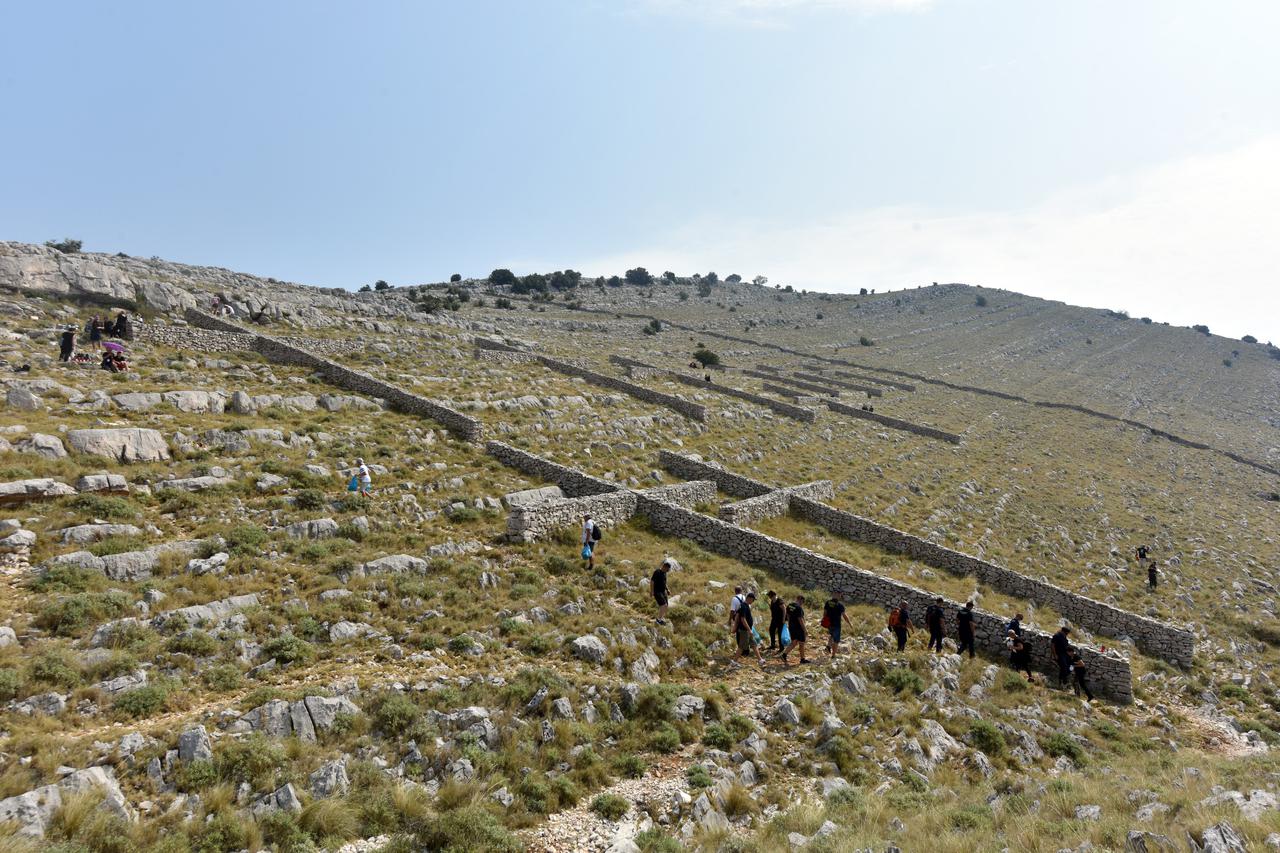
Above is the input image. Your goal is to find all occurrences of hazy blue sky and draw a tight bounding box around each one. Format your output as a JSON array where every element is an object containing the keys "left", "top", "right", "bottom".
[{"left": 3, "top": 1, "right": 1278, "bottom": 339}]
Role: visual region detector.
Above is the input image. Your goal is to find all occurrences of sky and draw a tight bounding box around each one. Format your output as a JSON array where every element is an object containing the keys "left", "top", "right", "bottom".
[{"left": 2, "top": 0, "right": 1278, "bottom": 340}]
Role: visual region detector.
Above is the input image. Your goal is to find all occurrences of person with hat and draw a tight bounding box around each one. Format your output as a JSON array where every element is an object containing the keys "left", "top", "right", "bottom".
[{"left": 356, "top": 458, "right": 372, "bottom": 497}]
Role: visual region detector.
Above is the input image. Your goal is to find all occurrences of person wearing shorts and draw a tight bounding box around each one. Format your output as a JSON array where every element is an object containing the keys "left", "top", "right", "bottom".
[
  {"left": 823, "top": 593, "right": 850, "bottom": 658},
  {"left": 781, "top": 595, "right": 808, "bottom": 665}
]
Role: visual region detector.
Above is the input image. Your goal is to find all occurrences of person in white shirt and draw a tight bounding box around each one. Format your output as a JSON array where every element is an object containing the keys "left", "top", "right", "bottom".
[
  {"left": 727, "top": 586, "right": 745, "bottom": 632},
  {"left": 356, "top": 458, "right": 372, "bottom": 497},
  {"left": 581, "top": 513, "right": 596, "bottom": 569}
]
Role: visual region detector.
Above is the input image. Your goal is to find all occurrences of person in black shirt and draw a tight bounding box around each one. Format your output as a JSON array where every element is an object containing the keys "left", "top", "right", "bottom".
[
  {"left": 1147, "top": 563, "right": 1158, "bottom": 591},
  {"left": 766, "top": 590, "right": 785, "bottom": 651},
  {"left": 781, "top": 595, "right": 807, "bottom": 665},
  {"left": 58, "top": 326, "right": 76, "bottom": 362},
  {"left": 1051, "top": 626, "right": 1072, "bottom": 687},
  {"left": 734, "top": 592, "right": 764, "bottom": 663},
  {"left": 1007, "top": 613, "right": 1023, "bottom": 639},
  {"left": 823, "top": 594, "right": 850, "bottom": 658},
  {"left": 1136, "top": 544, "right": 1149, "bottom": 562},
  {"left": 891, "top": 600, "right": 913, "bottom": 652},
  {"left": 1010, "top": 638, "right": 1033, "bottom": 681},
  {"left": 925, "top": 597, "right": 945, "bottom": 653},
  {"left": 1070, "top": 651, "right": 1094, "bottom": 701},
  {"left": 650, "top": 560, "right": 670, "bottom": 625},
  {"left": 956, "top": 601, "right": 976, "bottom": 659}
]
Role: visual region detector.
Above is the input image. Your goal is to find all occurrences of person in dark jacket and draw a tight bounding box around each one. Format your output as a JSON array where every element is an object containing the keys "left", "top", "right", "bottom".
[
  {"left": 956, "top": 601, "right": 976, "bottom": 659},
  {"left": 58, "top": 326, "right": 76, "bottom": 362},
  {"left": 1010, "top": 638, "right": 1033, "bottom": 681},
  {"left": 891, "top": 600, "right": 913, "bottom": 652},
  {"left": 734, "top": 593, "right": 764, "bottom": 664},
  {"left": 1051, "top": 626, "right": 1073, "bottom": 687},
  {"left": 1007, "top": 613, "right": 1023, "bottom": 638},
  {"left": 766, "top": 590, "right": 785, "bottom": 652},
  {"left": 925, "top": 597, "right": 945, "bottom": 653},
  {"left": 781, "top": 595, "right": 807, "bottom": 665},
  {"left": 1070, "top": 651, "right": 1094, "bottom": 701},
  {"left": 1148, "top": 563, "right": 1158, "bottom": 591},
  {"left": 650, "top": 560, "right": 670, "bottom": 625}
]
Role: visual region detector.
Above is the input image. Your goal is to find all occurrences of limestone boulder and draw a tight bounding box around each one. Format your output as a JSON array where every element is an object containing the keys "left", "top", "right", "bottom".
[
  {"left": 0, "top": 478, "right": 76, "bottom": 505},
  {"left": 67, "top": 428, "right": 169, "bottom": 462},
  {"left": 16, "top": 434, "right": 65, "bottom": 459}
]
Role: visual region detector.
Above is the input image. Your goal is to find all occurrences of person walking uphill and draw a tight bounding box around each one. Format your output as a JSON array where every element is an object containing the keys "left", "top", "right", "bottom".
[
  {"left": 925, "top": 597, "right": 945, "bottom": 653},
  {"left": 889, "top": 600, "right": 913, "bottom": 652},
  {"left": 734, "top": 592, "right": 765, "bottom": 665},
  {"left": 823, "top": 593, "right": 852, "bottom": 658},
  {"left": 651, "top": 560, "right": 670, "bottom": 625},
  {"left": 1148, "top": 562, "right": 1159, "bottom": 591},
  {"left": 58, "top": 326, "right": 76, "bottom": 362},
  {"left": 581, "top": 513, "right": 599, "bottom": 570},
  {"left": 1051, "top": 626, "right": 1073, "bottom": 688},
  {"left": 1070, "top": 651, "right": 1095, "bottom": 701},
  {"left": 355, "top": 458, "right": 372, "bottom": 498},
  {"left": 767, "top": 590, "right": 785, "bottom": 652},
  {"left": 956, "top": 601, "right": 976, "bottom": 659},
  {"left": 781, "top": 595, "right": 808, "bottom": 665}
]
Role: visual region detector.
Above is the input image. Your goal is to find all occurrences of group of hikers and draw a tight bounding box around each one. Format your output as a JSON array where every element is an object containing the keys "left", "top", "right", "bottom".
[
  {"left": 643, "top": 555, "right": 1099, "bottom": 701},
  {"left": 58, "top": 312, "right": 132, "bottom": 364}
]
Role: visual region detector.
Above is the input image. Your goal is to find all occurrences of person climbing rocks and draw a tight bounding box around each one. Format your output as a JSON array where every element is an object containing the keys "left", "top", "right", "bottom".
[
  {"left": 956, "top": 601, "right": 976, "bottom": 659},
  {"left": 356, "top": 457, "right": 372, "bottom": 497},
  {"left": 925, "top": 597, "right": 945, "bottom": 653},
  {"left": 1136, "top": 543, "right": 1149, "bottom": 563},
  {"left": 735, "top": 592, "right": 764, "bottom": 663},
  {"left": 1051, "top": 626, "right": 1073, "bottom": 687},
  {"left": 58, "top": 325, "right": 76, "bottom": 362},
  {"left": 1011, "top": 638, "right": 1033, "bottom": 681},
  {"left": 767, "top": 590, "right": 785, "bottom": 651},
  {"left": 581, "top": 513, "right": 597, "bottom": 570},
  {"left": 1007, "top": 613, "right": 1023, "bottom": 638},
  {"left": 1148, "top": 562, "right": 1158, "bottom": 591},
  {"left": 781, "top": 595, "right": 807, "bottom": 665},
  {"left": 727, "top": 586, "right": 745, "bottom": 632},
  {"left": 1070, "top": 651, "right": 1094, "bottom": 701},
  {"left": 823, "top": 593, "right": 851, "bottom": 658},
  {"left": 889, "top": 600, "right": 913, "bottom": 652},
  {"left": 651, "top": 560, "right": 670, "bottom": 625}
]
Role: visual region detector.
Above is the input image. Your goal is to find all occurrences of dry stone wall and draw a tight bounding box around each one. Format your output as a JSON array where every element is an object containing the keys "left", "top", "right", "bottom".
[
  {"left": 761, "top": 383, "right": 825, "bottom": 404},
  {"left": 635, "top": 493, "right": 1133, "bottom": 702},
  {"left": 826, "top": 399, "right": 962, "bottom": 445},
  {"left": 532, "top": 355, "right": 706, "bottom": 422},
  {"left": 184, "top": 310, "right": 483, "bottom": 440},
  {"left": 667, "top": 373, "right": 817, "bottom": 423},
  {"left": 789, "top": 496, "right": 1195, "bottom": 665},
  {"left": 473, "top": 347, "right": 536, "bottom": 364},
  {"left": 793, "top": 371, "right": 883, "bottom": 397},
  {"left": 658, "top": 450, "right": 774, "bottom": 498},
  {"left": 504, "top": 480, "right": 717, "bottom": 541},
  {"left": 718, "top": 480, "right": 835, "bottom": 525},
  {"left": 740, "top": 370, "right": 839, "bottom": 398},
  {"left": 135, "top": 323, "right": 256, "bottom": 353},
  {"left": 485, "top": 441, "right": 620, "bottom": 497}
]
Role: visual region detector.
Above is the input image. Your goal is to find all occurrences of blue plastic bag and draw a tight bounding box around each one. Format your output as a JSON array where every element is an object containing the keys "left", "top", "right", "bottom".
[
  {"left": 581, "top": 544, "right": 593, "bottom": 559},
  {"left": 780, "top": 624, "right": 791, "bottom": 646},
  {"left": 347, "top": 475, "right": 359, "bottom": 492}
]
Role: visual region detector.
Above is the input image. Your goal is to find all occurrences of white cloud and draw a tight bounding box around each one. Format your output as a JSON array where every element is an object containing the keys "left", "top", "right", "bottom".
[
  {"left": 629, "top": 0, "right": 933, "bottom": 26},
  {"left": 573, "top": 136, "right": 1280, "bottom": 341}
]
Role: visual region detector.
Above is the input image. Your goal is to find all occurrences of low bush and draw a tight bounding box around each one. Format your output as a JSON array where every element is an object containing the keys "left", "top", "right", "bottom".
[
  {"left": 29, "top": 649, "right": 83, "bottom": 689},
  {"left": 859, "top": 335, "right": 874, "bottom": 346},
  {"left": 0, "top": 668, "right": 20, "bottom": 700},
  {"left": 881, "top": 667, "right": 924, "bottom": 694},
  {"left": 260, "top": 635, "right": 315, "bottom": 665},
  {"left": 686, "top": 765, "right": 713, "bottom": 788},
  {"left": 1043, "top": 732, "right": 1085, "bottom": 763},
  {"left": 36, "top": 591, "right": 131, "bottom": 636},
  {"left": 217, "top": 734, "right": 286, "bottom": 787},
  {"left": 635, "top": 829, "right": 682, "bottom": 853},
  {"left": 68, "top": 494, "right": 137, "bottom": 520},
  {"left": 166, "top": 630, "right": 219, "bottom": 657},
  {"left": 294, "top": 488, "right": 326, "bottom": 510},
  {"left": 203, "top": 664, "right": 243, "bottom": 691},
  {"left": 114, "top": 684, "right": 169, "bottom": 717},
  {"left": 591, "top": 793, "right": 629, "bottom": 820},
  {"left": 368, "top": 692, "right": 422, "bottom": 737},
  {"left": 969, "top": 719, "right": 1006, "bottom": 756},
  {"left": 613, "top": 754, "right": 646, "bottom": 778},
  {"left": 648, "top": 722, "right": 681, "bottom": 753},
  {"left": 175, "top": 760, "right": 218, "bottom": 792},
  {"left": 412, "top": 805, "right": 521, "bottom": 853}
]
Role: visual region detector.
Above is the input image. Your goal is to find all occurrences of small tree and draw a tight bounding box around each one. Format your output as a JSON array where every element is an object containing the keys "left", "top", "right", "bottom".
[
  {"left": 692, "top": 348, "right": 720, "bottom": 367},
  {"left": 752, "top": 275, "right": 767, "bottom": 286},
  {"left": 374, "top": 280, "right": 390, "bottom": 291},
  {"left": 44, "top": 238, "right": 82, "bottom": 254},
  {"left": 450, "top": 273, "right": 462, "bottom": 283},
  {"left": 642, "top": 319, "right": 662, "bottom": 336},
  {"left": 489, "top": 268, "right": 517, "bottom": 287},
  {"left": 726, "top": 273, "right": 742, "bottom": 283},
  {"left": 859, "top": 287, "right": 868, "bottom": 295},
  {"left": 697, "top": 282, "right": 712, "bottom": 298},
  {"left": 663, "top": 271, "right": 677, "bottom": 283},
  {"left": 625, "top": 267, "right": 653, "bottom": 286},
  {"left": 859, "top": 336, "right": 874, "bottom": 347},
  {"left": 975, "top": 295, "right": 988, "bottom": 307},
  {"left": 1193, "top": 324, "right": 1210, "bottom": 336},
  {"left": 704, "top": 272, "right": 719, "bottom": 284},
  {"left": 1242, "top": 334, "right": 1258, "bottom": 343},
  {"left": 358, "top": 284, "right": 372, "bottom": 293}
]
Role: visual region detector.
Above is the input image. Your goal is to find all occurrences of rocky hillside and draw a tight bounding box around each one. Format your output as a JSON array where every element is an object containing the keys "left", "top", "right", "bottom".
[{"left": 0, "top": 245, "right": 1277, "bottom": 853}]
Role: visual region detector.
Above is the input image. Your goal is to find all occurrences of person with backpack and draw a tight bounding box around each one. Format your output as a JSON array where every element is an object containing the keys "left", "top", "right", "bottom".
[
  {"left": 766, "top": 590, "right": 785, "bottom": 652},
  {"left": 925, "top": 597, "right": 945, "bottom": 653},
  {"left": 1070, "top": 651, "right": 1094, "bottom": 701},
  {"left": 822, "top": 593, "right": 851, "bottom": 658},
  {"left": 734, "top": 592, "right": 765, "bottom": 665},
  {"left": 727, "top": 587, "right": 745, "bottom": 633},
  {"left": 1007, "top": 613, "right": 1023, "bottom": 639},
  {"left": 650, "top": 560, "right": 671, "bottom": 625},
  {"left": 781, "top": 595, "right": 807, "bottom": 665},
  {"left": 1051, "top": 626, "right": 1073, "bottom": 687},
  {"left": 581, "top": 513, "right": 599, "bottom": 570},
  {"left": 1147, "top": 562, "right": 1158, "bottom": 591},
  {"left": 956, "top": 601, "right": 976, "bottom": 659},
  {"left": 888, "top": 600, "right": 913, "bottom": 652}
]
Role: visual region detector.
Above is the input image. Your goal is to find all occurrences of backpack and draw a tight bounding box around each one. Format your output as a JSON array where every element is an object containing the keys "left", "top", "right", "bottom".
[
  {"left": 888, "top": 607, "right": 901, "bottom": 629},
  {"left": 591, "top": 524, "right": 602, "bottom": 542}
]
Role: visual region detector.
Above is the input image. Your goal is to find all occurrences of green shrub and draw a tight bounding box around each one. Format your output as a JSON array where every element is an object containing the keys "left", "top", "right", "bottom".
[
  {"left": 36, "top": 591, "right": 131, "bottom": 636},
  {"left": 591, "top": 793, "right": 629, "bottom": 820},
  {"left": 88, "top": 535, "right": 147, "bottom": 557},
  {"left": 336, "top": 522, "right": 365, "bottom": 542},
  {"left": 723, "top": 713, "right": 754, "bottom": 742},
  {"left": 634, "top": 684, "right": 683, "bottom": 721},
  {"left": 216, "top": 734, "right": 286, "bottom": 787},
  {"left": 0, "top": 668, "right": 20, "bottom": 700},
  {"left": 31, "top": 564, "right": 100, "bottom": 593},
  {"left": 203, "top": 664, "right": 243, "bottom": 692},
  {"left": 692, "top": 348, "right": 720, "bottom": 367},
  {"left": 859, "top": 335, "right": 874, "bottom": 346},
  {"left": 411, "top": 805, "right": 521, "bottom": 853},
  {"left": 975, "top": 294, "right": 988, "bottom": 307},
  {"left": 648, "top": 722, "right": 681, "bottom": 753},
  {"left": 166, "top": 630, "right": 219, "bottom": 657},
  {"left": 544, "top": 554, "right": 574, "bottom": 576},
  {"left": 826, "top": 784, "right": 864, "bottom": 809},
  {"left": 159, "top": 491, "right": 201, "bottom": 515},
  {"left": 1220, "top": 683, "right": 1251, "bottom": 703},
  {"left": 613, "top": 754, "right": 647, "bottom": 779},
  {"left": 175, "top": 760, "right": 218, "bottom": 792},
  {"left": 634, "top": 828, "right": 682, "bottom": 853},
  {"left": 260, "top": 635, "right": 315, "bottom": 665},
  {"left": 68, "top": 494, "right": 137, "bottom": 520},
  {"left": 1001, "top": 671, "right": 1030, "bottom": 692},
  {"left": 258, "top": 810, "right": 311, "bottom": 853},
  {"left": 881, "top": 667, "right": 924, "bottom": 695},
  {"left": 294, "top": 488, "right": 326, "bottom": 511},
  {"left": 702, "top": 723, "right": 733, "bottom": 750},
  {"left": 114, "top": 684, "right": 169, "bottom": 717},
  {"left": 686, "top": 765, "right": 713, "bottom": 788},
  {"left": 224, "top": 524, "right": 268, "bottom": 555},
  {"left": 29, "top": 649, "right": 83, "bottom": 689},
  {"left": 969, "top": 719, "right": 1006, "bottom": 757},
  {"left": 368, "top": 692, "right": 421, "bottom": 737},
  {"left": 299, "top": 797, "right": 360, "bottom": 842},
  {"left": 1043, "top": 733, "right": 1085, "bottom": 763},
  {"left": 950, "top": 803, "right": 993, "bottom": 830}
]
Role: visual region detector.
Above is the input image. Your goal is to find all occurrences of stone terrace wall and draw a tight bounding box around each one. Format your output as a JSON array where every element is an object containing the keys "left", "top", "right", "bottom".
[
  {"left": 718, "top": 480, "right": 835, "bottom": 526},
  {"left": 636, "top": 494, "right": 1132, "bottom": 702},
  {"left": 485, "top": 441, "right": 620, "bottom": 498},
  {"left": 667, "top": 372, "right": 817, "bottom": 423},
  {"left": 658, "top": 450, "right": 773, "bottom": 498},
  {"left": 135, "top": 323, "right": 257, "bottom": 353},
  {"left": 507, "top": 491, "right": 637, "bottom": 541},
  {"left": 761, "top": 383, "right": 825, "bottom": 404},
  {"left": 644, "top": 481, "right": 718, "bottom": 507},
  {"left": 740, "top": 370, "right": 839, "bottom": 398},
  {"left": 789, "top": 496, "right": 1195, "bottom": 665},
  {"left": 533, "top": 355, "right": 706, "bottom": 422},
  {"left": 608, "top": 355, "right": 667, "bottom": 381},
  {"left": 815, "top": 367, "right": 916, "bottom": 393},
  {"left": 184, "top": 309, "right": 483, "bottom": 440},
  {"left": 793, "top": 371, "right": 884, "bottom": 398},
  {"left": 827, "top": 399, "right": 962, "bottom": 445},
  {"left": 474, "top": 347, "right": 536, "bottom": 364}
]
